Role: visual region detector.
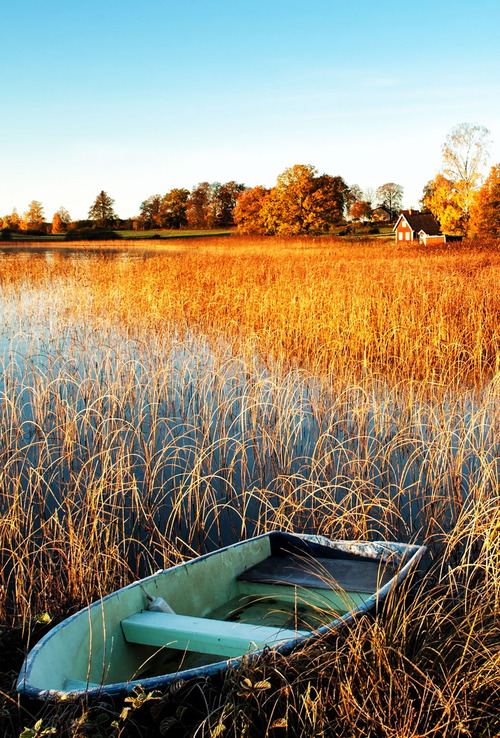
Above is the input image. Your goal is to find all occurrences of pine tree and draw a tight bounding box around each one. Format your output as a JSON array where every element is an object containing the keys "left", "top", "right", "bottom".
[{"left": 88, "top": 191, "right": 116, "bottom": 227}]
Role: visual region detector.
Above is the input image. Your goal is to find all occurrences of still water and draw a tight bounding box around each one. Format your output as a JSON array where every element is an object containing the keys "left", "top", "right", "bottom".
[{"left": 1, "top": 248, "right": 499, "bottom": 562}]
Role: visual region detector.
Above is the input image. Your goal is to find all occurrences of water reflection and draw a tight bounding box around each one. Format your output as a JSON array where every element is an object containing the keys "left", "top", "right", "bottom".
[
  {"left": 0, "top": 244, "right": 181, "bottom": 262},
  {"left": 0, "top": 247, "right": 149, "bottom": 266},
  {"left": 1, "top": 249, "right": 500, "bottom": 567}
]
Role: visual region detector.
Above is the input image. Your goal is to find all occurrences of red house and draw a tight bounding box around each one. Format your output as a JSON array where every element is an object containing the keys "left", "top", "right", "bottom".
[{"left": 393, "top": 210, "right": 446, "bottom": 245}]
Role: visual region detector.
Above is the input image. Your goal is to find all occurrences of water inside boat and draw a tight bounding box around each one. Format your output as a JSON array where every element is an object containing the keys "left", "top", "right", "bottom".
[{"left": 123, "top": 552, "right": 390, "bottom": 682}]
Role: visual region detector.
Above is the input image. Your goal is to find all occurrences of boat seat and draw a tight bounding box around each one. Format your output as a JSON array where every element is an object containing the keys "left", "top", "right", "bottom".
[{"left": 121, "top": 611, "right": 307, "bottom": 659}]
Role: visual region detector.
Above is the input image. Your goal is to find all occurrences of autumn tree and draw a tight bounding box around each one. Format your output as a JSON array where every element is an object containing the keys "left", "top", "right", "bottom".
[
  {"left": 419, "top": 181, "right": 434, "bottom": 213},
  {"left": 201, "top": 182, "right": 225, "bottom": 227},
  {"left": 376, "top": 183, "right": 403, "bottom": 220},
  {"left": 186, "top": 181, "right": 245, "bottom": 229},
  {"left": 347, "top": 184, "right": 372, "bottom": 221},
  {"left": 234, "top": 165, "right": 349, "bottom": 236},
  {"left": 52, "top": 211, "right": 65, "bottom": 234},
  {"left": 233, "top": 186, "right": 269, "bottom": 234},
  {"left": 469, "top": 164, "right": 500, "bottom": 237},
  {"left": 304, "top": 174, "right": 349, "bottom": 232},
  {"left": 88, "top": 190, "right": 116, "bottom": 228},
  {"left": 137, "top": 195, "right": 162, "bottom": 230},
  {"left": 186, "top": 182, "right": 212, "bottom": 228},
  {"left": 261, "top": 164, "right": 316, "bottom": 235},
  {"left": 20, "top": 201, "right": 45, "bottom": 231},
  {"left": 350, "top": 200, "right": 372, "bottom": 222},
  {"left": 51, "top": 207, "right": 71, "bottom": 234},
  {"left": 421, "top": 174, "right": 466, "bottom": 235},
  {"left": 346, "top": 184, "right": 363, "bottom": 218},
  {"left": 213, "top": 181, "right": 246, "bottom": 227},
  {"left": 442, "top": 123, "right": 491, "bottom": 214},
  {"left": 347, "top": 184, "right": 363, "bottom": 204},
  {"left": 160, "top": 188, "right": 190, "bottom": 229},
  {"left": 2, "top": 209, "right": 20, "bottom": 230},
  {"left": 424, "top": 123, "right": 491, "bottom": 235},
  {"left": 258, "top": 164, "right": 348, "bottom": 235}
]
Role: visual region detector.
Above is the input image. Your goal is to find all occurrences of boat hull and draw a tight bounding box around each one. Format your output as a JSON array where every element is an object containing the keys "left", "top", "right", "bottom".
[{"left": 17, "top": 532, "right": 426, "bottom": 700}]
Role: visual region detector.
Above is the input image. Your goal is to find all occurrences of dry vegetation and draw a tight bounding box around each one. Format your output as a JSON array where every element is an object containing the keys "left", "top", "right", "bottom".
[{"left": 1, "top": 235, "right": 500, "bottom": 736}]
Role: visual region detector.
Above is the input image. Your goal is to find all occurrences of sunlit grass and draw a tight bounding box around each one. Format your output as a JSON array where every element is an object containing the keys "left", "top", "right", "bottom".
[
  {"left": 1, "top": 235, "right": 500, "bottom": 736},
  {"left": 4, "top": 235, "right": 499, "bottom": 387}
]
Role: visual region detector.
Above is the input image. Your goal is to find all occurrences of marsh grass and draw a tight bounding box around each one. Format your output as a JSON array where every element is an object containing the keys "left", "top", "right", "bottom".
[{"left": 1, "top": 236, "right": 500, "bottom": 736}]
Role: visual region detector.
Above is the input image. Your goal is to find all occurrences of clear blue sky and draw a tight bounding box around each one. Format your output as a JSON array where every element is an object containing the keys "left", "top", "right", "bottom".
[{"left": 1, "top": 0, "right": 499, "bottom": 221}]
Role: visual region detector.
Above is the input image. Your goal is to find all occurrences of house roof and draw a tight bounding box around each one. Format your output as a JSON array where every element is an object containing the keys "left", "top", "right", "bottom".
[{"left": 393, "top": 211, "right": 442, "bottom": 236}]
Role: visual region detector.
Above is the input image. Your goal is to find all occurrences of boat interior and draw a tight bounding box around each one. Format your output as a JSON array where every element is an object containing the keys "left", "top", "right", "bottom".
[
  {"left": 119, "top": 544, "right": 395, "bottom": 679},
  {"left": 20, "top": 533, "right": 398, "bottom": 694}
]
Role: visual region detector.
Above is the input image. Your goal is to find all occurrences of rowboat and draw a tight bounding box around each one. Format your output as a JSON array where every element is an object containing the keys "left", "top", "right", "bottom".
[{"left": 17, "top": 531, "right": 426, "bottom": 700}]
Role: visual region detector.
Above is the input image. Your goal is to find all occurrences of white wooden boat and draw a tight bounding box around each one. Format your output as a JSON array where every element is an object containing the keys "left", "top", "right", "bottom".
[{"left": 17, "top": 531, "right": 426, "bottom": 700}]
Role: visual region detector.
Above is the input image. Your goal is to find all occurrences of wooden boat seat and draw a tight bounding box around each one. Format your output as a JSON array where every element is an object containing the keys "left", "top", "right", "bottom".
[
  {"left": 237, "top": 555, "right": 393, "bottom": 594},
  {"left": 121, "top": 611, "right": 308, "bottom": 659}
]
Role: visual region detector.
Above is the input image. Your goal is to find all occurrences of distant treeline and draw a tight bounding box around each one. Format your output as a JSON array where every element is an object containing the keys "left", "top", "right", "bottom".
[
  {"left": 1, "top": 166, "right": 404, "bottom": 238},
  {"left": 4, "top": 123, "right": 500, "bottom": 239}
]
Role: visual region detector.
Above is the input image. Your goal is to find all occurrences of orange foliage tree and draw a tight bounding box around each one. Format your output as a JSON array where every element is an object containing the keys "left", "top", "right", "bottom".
[
  {"left": 262, "top": 164, "right": 318, "bottom": 235},
  {"left": 160, "top": 188, "right": 190, "bottom": 229},
  {"left": 350, "top": 200, "right": 372, "bottom": 222},
  {"left": 424, "top": 123, "right": 491, "bottom": 235},
  {"left": 235, "top": 165, "right": 348, "bottom": 236},
  {"left": 2, "top": 209, "right": 21, "bottom": 231},
  {"left": 186, "top": 181, "right": 245, "bottom": 229},
  {"left": 421, "top": 174, "right": 468, "bottom": 235},
  {"left": 20, "top": 201, "right": 45, "bottom": 231},
  {"left": 469, "top": 164, "right": 500, "bottom": 237},
  {"left": 233, "top": 186, "right": 269, "bottom": 234},
  {"left": 52, "top": 207, "right": 71, "bottom": 234},
  {"left": 304, "top": 174, "right": 349, "bottom": 232}
]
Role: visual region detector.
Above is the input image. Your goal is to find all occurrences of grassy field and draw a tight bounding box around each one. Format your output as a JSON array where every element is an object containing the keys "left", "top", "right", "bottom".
[
  {"left": 1, "top": 228, "right": 234, "bottom": 242},
  {"left": 1, "top": 235, "right": 500, "bottom": 736},
  {"left": 1, "top": 224, "right": 392, "bottom": 243},
  {"left": 116, "top": 228, "right": 234, "bottom": 239}
]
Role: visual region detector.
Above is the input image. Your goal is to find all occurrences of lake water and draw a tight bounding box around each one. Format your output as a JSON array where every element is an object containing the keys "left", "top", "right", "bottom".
[{"left": 1, "top": 248, "right": 499, "bottom": 564}]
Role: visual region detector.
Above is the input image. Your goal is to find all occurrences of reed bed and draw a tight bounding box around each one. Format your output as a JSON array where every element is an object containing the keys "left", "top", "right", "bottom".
[{"left": 1, "top": 235, "right": 500, "bottom": 736}]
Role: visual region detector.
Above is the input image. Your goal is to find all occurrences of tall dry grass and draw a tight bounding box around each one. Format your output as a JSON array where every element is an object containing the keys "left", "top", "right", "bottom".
[
  {"left": 1, "top": 235, "right": 500, "bottom": 736},
  {"left": 3, "top": 237, "right": 500, "bottom": 387}
]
